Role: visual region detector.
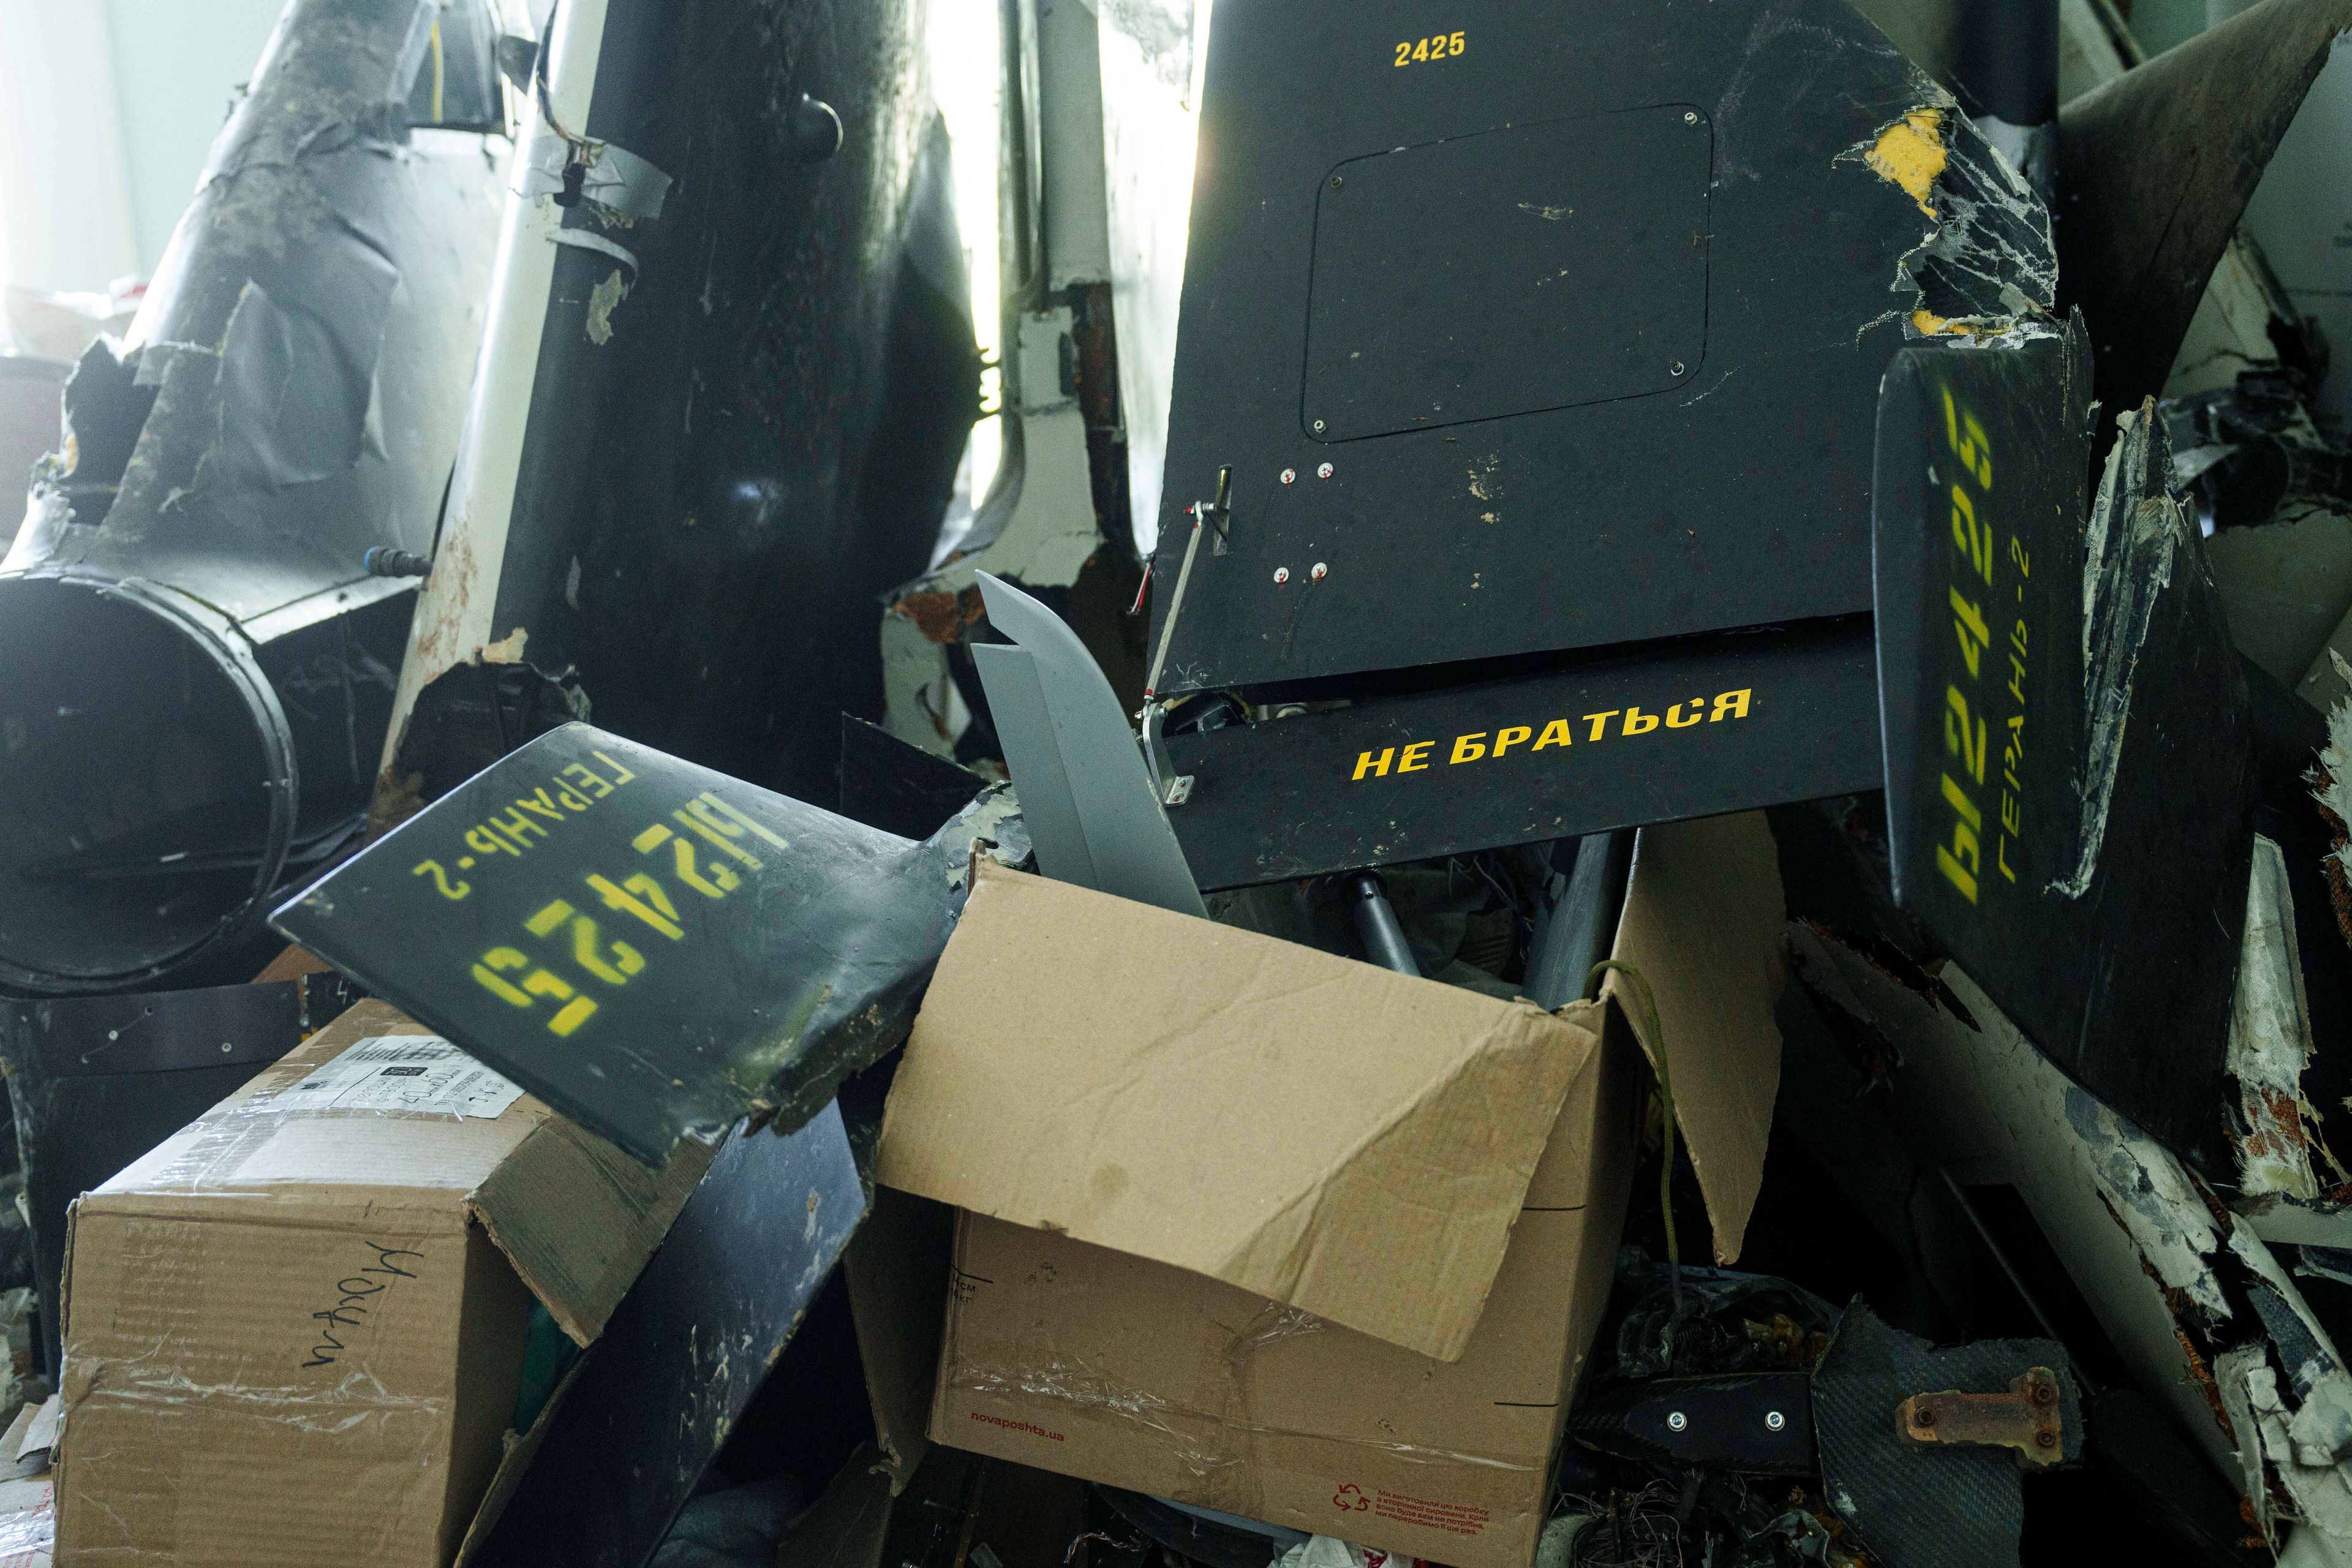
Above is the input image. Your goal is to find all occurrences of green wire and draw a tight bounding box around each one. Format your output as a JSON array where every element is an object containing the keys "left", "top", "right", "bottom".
[{"left": 1589, "top": 959, "right": 1681, "bottom": 1365}]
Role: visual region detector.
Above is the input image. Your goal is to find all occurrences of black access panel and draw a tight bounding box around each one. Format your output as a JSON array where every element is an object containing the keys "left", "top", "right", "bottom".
[{"left": 1144, "top": 0, "right": 2056, "bottom": 884}]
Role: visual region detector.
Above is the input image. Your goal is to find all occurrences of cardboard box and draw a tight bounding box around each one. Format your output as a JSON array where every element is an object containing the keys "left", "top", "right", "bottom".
[
  {"left": 876, "top": 814, "right": 1784, "bottom": 1568},
  {"left": 55, "top": 999, "right": 712, "bottom": 1568}
]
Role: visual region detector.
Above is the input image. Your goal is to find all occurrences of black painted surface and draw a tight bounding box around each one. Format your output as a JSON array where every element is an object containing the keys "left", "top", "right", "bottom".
[
  {"left": 423, "top": 0, "right": 979, "bottom": 808},
  {"left": 1164, "top": 619, "right": 1882, "bottom": 889},
  {"left": 1303, "top": 105, "right": 1711, "bottom": 441},
  {"left": 1872, "top": 325, "right": 2252, "bottom": 1163},
  {"left": 1147, "top": 0, "right": 1993, "bottom": 691},
  {"left": 476, "top": 1103, "right": 865, "bottom": 1568},
  {"left": 1569, "top": 1371, "right": 1819, "bottom": 1476},
  {"left": 273, "top": 723, "right": 1021, "bottom": 1164}
]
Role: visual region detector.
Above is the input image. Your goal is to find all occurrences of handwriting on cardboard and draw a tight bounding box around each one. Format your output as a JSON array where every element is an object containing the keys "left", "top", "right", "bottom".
[
  {"left": 303, "top": 1240, "right": 423, "bottom": 1368},
  {"left": 287, "top": 1035, "right": 526, "bottom": 1120}
]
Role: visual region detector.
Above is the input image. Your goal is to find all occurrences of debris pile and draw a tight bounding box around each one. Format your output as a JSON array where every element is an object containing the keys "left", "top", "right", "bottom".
[{"left": 5, "top": 0, "right": 2352, "bottom": 1565}]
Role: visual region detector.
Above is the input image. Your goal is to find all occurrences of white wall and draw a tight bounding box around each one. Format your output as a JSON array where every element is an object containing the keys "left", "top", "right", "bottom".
[
  {"left": 0, "top": 2, "right": 139, "bottom": 293},
  {"left": 104, "top": 0, "right": 294, "bottom": 273},
  {"left": 0, "top": 0, "right": 285, "bottom": 295}
]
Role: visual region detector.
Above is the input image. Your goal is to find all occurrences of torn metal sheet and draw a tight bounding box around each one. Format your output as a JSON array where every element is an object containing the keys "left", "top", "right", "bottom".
[
  {"left": 2054, "top": 0, "right": 2352, "bottom": 429},
  {"left": 380, "top": 0, "right": 980, "bottom": 818},
  {"left": 469, "top": 1101, "right": 865, "bottom": 1568},
  {"left": 0, "top": 0, "right": 508, "bottom": 992},
  {"left": 1872, "top": 319, "right": 2253, "bottom": 1161},
  {"left": 878, "top": 0, "right": 1136, "bottom": 760},
  {"left": 271, "top": 722, "right": 1028, "bottom": 1165},
  {"left": 1144, "top": 0, "right": 2058, "bottom": 696},
  {"left": 0, "top": 969, "right": 364, "bottom": 1377},
  {"left": 880, "top": 301, "right": 1117, "bottom": 760},
  {"left": 2168, "top": 369, "right": 2352, "bottom": 530}
]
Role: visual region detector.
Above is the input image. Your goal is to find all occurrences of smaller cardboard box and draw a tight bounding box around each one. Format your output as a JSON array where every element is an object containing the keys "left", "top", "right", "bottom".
[
  {"left": 55, "top": 998, "right": 711, "bottom": 1568},
  {"left": 876, "top": 814, "right": 1785, "bottom": 1568}
]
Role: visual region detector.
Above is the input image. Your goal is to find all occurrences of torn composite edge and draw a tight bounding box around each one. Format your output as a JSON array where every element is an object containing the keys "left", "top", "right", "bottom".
[
  {"left": 1813, "top": 921, "right": 2352, "bottom": 1550},
  {"left": 2049, "top": 404, "right": 2193, "bottom": 899},
  {"left": 1837, "top": 81, "right": 2060, "bottom": 350}
]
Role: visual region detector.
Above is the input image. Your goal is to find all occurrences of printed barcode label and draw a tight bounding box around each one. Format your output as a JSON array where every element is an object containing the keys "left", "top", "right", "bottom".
[{"left": 287, "top": 1035, "right": 527, "bottom": 1120}]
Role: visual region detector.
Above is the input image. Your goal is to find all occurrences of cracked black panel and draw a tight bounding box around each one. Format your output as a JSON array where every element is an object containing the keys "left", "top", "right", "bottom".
[
  {"left": 1144, "top": 0, "right": 2059, "bottom": 696},
  {"left": 1872, "top": 323, "right": 2254, "bottom": 1165},
  {"left": 273, "top": 723, "right": 1029, "bottom": 1165},
  {"left": 1883, "top": 92, "right": 2058, "bottom": 341},
  {"left": 0, "top": 0, "right": 507, "bottom": 993}
]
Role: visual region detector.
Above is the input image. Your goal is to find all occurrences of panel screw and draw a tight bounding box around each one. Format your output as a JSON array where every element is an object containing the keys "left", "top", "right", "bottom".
[
  {"left": 2029, "top": 1382, "right": 2055, "bottom": 1406},
  {"left": 1671, "top": 361, "right": 1687, "bottom": 375},
  {"left": 1311, "top": 562, "right": 1328, "bottom": 580},
  {"left": 2036, "top": 1430, "right": 2057, "bottom": 1449},
  {"left": 1281, "top": 468, "right": 1297, "bottom": 484},
  {"left": 1273, "top": 567, "right": 1290, "bottom": 584},
  {"left": 1666, "top": 1411, "right": 1687, "bottom": 1433},
  {"left": 1915, "top": 1408, "right": 1936, "bottom": 1428},
  {"left": 1317, "top": 462, "right": 1334, "bottom": 479},
  {"left": 1684, "top": 110, "right": 1698, "bottom": 124},
  {"left": 1765, "top": 1410, "right": 1785, "bottom": 1431},
  {"left": 1313, "top": 418, "right": 1327, "bottom": 433}
]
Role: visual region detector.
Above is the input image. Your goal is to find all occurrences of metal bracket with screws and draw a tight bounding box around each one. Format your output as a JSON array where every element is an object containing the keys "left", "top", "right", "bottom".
[{"left": 1896, "top": 1366, "right": 2064, "bottom": 1467}]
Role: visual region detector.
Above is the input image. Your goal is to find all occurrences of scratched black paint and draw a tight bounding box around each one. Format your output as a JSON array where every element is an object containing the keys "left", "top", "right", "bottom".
[
  {"left": 1147, "top": 0, "right": 2046, "bottom": 692},
  {"left": 271, "top": 723, "right": 1021, "bottom": 1166},
  {"left": 1873, "top": 322, "right": 2252, "bottom": 1163}
]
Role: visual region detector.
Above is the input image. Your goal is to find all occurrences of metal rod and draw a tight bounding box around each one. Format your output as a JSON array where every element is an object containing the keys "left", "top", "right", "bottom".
[{"left": 1343, "top": 870, "right": 1419, "bottom": 976}]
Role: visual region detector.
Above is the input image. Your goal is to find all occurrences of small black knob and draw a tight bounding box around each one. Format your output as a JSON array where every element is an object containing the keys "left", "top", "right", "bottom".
[{"left": 790, "top": 94, "right": 843, "bottom": 164}]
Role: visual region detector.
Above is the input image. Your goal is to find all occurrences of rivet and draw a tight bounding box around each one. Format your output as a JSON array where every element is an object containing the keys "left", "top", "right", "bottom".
[
  {"left": 1281, "top": 468, "right": 1297, "bottom": 484},
  {"left": 2035, "top": 1430, "right": 2056, "bottom": 1449},
  {"left": 1765, "top": 1410, "right": 1785, "bottom": 1431},
  {"left": 1311, "top": 562, "right": 1329, "bottom": 580},
  {"left": 1671, "top": 360, "right": 1687, "bottom": 375},
  {"left": 1331, "top": 175, "right": 1343, "bottom": 189},
  {"left": 1666, "top": 1411, "right": 1687, "bottom": 1433},
  {"left": 1313, "top": 418, "right": 1327, "bottom": 434},
  {"left": 1273, "top": 567, "right": 1290, "bottom": 584},
  {"left": 1684, "top": 110, "right": 1698, "bottom": 124},
  {"left": 1916, "top": 1408, "right": 1936, "bottom": 1428},
  {"left": 1317, "top": 462, "right": 1334, "bottom": 479}
]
